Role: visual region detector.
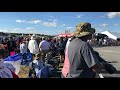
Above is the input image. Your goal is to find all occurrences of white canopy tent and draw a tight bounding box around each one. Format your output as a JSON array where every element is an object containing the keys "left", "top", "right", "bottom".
[{"left": 100, "top": 31, "right": 119, "bottom": 40}]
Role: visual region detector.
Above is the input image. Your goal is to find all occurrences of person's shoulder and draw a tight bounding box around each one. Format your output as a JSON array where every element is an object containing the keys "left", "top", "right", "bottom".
[
  {"left": 28, "top": 40, "right": 32, "bottom": 42},
  {"left": 40, "top": 40, "right": 44, "bottom": 43},
  {"left": 78, "top": 40, "right": 88, "bottom": 47}
]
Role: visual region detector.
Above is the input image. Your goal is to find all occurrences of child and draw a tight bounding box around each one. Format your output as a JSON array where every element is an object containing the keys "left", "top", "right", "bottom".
[{"left": 28, "top": 53, "right": 45, "bottom": 78}]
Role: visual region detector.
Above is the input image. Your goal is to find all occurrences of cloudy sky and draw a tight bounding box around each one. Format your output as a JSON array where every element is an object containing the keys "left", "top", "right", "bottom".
[{"left": 0, "top": 12, "right": 120, "bottom": 35}]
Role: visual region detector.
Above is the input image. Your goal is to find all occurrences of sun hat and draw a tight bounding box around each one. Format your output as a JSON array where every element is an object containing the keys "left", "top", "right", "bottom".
[{"left": 73, "top": 22, "right": 95, "bottom": 37}]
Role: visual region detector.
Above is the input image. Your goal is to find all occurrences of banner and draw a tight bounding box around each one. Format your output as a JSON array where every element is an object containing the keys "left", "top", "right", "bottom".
[{"left": 4, "top": 53, "right": 22, "bottom": 75}]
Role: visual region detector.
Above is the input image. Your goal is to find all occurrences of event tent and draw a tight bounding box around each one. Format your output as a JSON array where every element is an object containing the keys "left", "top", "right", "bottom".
[
  {"left": 100, "top": 31, "right": 120, "bottom": 40},
  {"left": 57, "top": 33, "right": 73, "bottom": 37}
]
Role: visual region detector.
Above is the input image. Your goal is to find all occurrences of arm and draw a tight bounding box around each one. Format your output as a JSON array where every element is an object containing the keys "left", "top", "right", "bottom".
[
  {"left": 39, "top": 42, "right": 42, "bottom": 50},
  {"left": 34, "top": 40, "right": 39, "bottom": 53},
  {"left": 82, "top": 43, "right": 103, "bottom": 73}
]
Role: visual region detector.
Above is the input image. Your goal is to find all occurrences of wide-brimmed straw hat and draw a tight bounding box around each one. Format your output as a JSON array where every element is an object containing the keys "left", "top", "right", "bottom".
[{"left": 73, "top": 22, "right": 95, "bottom": 37}]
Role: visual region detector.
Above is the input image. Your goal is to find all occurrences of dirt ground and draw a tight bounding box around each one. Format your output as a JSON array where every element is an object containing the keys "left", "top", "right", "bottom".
[{"left": 18, "top": 57, "right": 64, "bottom": 78}]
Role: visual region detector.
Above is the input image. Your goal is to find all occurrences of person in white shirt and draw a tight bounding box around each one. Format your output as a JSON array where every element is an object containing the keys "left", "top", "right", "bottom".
[
  {"left": 28, "top": 36, "right": 39, "bottom": 61},
  {"left": 20, "top": 41, "right": 27, "bottom": 55},
  {"left": 20, "top": 40, "right": 28, "bottom": 62},
  {"left": 39, "top": 37, "right": 51, "bottom": 62}
]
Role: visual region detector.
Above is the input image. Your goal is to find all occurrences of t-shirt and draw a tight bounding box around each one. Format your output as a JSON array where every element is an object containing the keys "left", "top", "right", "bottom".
[
  {"left": 20, "top": 43, "right": 27, "bottom": 54},
  {"left": 28, "top": 40, "right": 39, "bottom": 54},
  {"left": 29, "top": 60, "right": 45, "bottom": 74},
  {"left": 67, "top": 38, "right": 100, "bottom": 78},
  {"left": 62, "top": 38, "right": 71, "bottom": 77},
  {"left": 39, "top": 40, "right": 50, "bottom": 51}
]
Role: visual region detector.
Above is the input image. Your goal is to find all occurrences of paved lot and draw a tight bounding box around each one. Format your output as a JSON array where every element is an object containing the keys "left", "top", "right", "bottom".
[{"left": 93, "top": 46, "right": 120, "bottom": 78}]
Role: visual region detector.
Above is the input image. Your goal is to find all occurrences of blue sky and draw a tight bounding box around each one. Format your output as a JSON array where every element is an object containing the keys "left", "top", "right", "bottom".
[{"left": 0, "top": 12, "right": 120, "bottom": 35}]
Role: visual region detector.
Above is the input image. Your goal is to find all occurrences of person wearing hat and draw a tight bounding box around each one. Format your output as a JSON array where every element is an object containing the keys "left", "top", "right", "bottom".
[
  {"left": 28, "top": 53, "right": 45, "bottom": 78},
  {"left": 62, "top": 22, "right": 103, "bottom": 78}
]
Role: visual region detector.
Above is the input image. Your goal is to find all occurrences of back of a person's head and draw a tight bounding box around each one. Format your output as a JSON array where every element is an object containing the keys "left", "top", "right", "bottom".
[
  {"left": 60, "top": 37, "right": 64, "bottom": 41},
  {"left": 42, "top": 37, "right": 46, "bottom": 40},
  {"left": 9, "top": 37, "right": 13, "bottom": 41},
  {"left": 31, "top": 36, "right": 35, "bottom": 40}
]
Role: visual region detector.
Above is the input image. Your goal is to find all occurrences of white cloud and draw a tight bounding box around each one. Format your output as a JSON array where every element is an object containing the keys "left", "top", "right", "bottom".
[
  {"left": 49, "top": 16, "right": 55, "bottom": 18},
  {"left": 42, "top": 21, "right": 58, "bottom": 27},
  {"left": 16, "top": 19, "right": 65, "bottom": 28},
  {"left": 114, "top": 24, "right": 120, "bottom": 26},
  {"left": 48, "top": 19, "right": 52, "bottom": 21},
  {"left": 11, "top": 27, "right": 38, "bottom": 34},
  {"left": 95, "top": 28, "right": 105, "bottom": 33},
  {"left": 66, "top": 27, "right": 73, "bottom": 29},
  {"left": 77, "top": 15, "right": 83, "bottom": 18},
  {"left": 16, "top": 19, "right": 42, "bottom": 24},
  {"left": 27, "top": 20, "right": 42, "bottom": 24},
  {"left": 62, "top": 24, "right": 66, "bottom": 26},
  {"left": 16, "top": 20, "right": 26, "bottom": 23},
  {"left": 48, "top": 18, "right": 58, "bottom": 21},
  {"left": 0, "top": 29, "right": 9, "bottom": 33},
  {"left": 13, "top": 28, "right": 21, "bottom": 30},
  {"left": 107, "top": 12, "right": 120, "bottom": 18},
  {"left": 100, "top": 24, "right": 109, "bottom": 27}
]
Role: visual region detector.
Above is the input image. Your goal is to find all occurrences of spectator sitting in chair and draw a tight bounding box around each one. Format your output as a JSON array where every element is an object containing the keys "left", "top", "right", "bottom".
[{"left": 29, "top": 53, "right": 45, "bottom": 78}]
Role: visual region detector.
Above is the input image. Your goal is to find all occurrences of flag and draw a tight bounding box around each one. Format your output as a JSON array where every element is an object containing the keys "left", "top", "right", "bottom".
[{"left": 4, "top": 53, "right": 22, "bottom": 75}]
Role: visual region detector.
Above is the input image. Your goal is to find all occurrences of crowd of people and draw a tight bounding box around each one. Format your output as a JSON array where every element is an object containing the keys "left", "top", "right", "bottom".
[
  {"left": 0, "top": 22, "right": 117, "bottom": 78},
  {"left": 0, "top": 34, "right": 68, "bottom": 78},
  {"left": 88, "top": 35, "right": 120, "bottom": 47}
]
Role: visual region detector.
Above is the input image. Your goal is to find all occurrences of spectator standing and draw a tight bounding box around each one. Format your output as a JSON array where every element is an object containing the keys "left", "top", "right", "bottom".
[
  {"left": 39, "top": 37, "right": 51, "bottom": 63},
  {"left": 62, "top": 22, "right": 103, "bottom": 78},
  {"left": 28, "top": 36, "right": 39, "bottom": 61}
]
